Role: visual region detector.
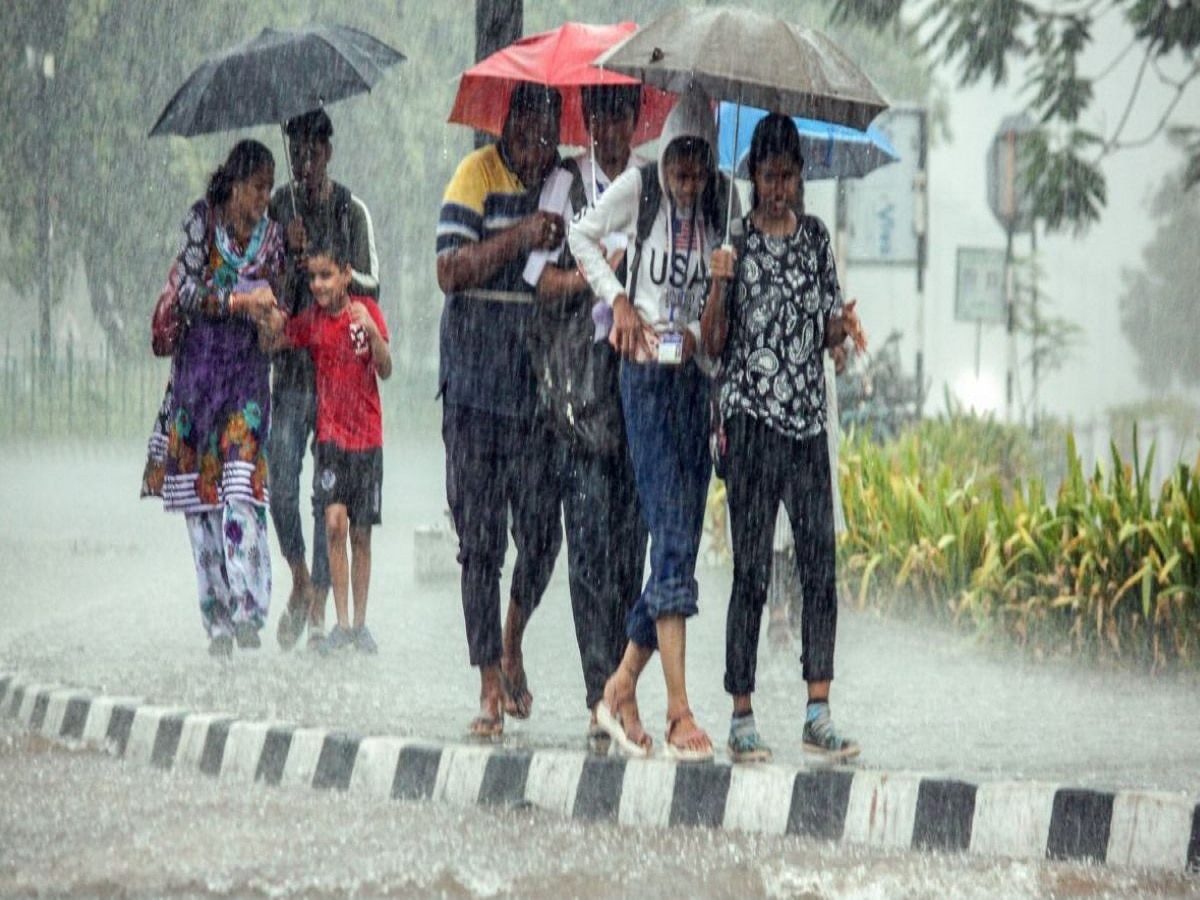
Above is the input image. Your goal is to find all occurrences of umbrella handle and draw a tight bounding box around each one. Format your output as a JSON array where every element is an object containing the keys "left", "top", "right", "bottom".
[
  {"left": 279, "top": 123, "right": 298, "bottom": 220},
  {"left": 724, "top": 95, "right": 742, "bottom": 245}
]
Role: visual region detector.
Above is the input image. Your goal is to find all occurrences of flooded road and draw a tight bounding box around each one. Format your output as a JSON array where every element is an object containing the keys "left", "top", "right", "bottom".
[{"left": 2, "top": 722, "right": 1194, "bottom": 899}]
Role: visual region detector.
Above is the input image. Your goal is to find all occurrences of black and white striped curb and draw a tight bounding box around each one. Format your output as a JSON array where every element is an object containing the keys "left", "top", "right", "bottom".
[{"left": 3, "top": 672, "right": 1197, "bottom": 874}]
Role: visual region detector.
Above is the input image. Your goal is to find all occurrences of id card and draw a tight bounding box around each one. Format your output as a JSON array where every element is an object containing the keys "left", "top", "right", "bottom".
[{"left": 657, "top": 331, "right": 684, "bottom": 366}]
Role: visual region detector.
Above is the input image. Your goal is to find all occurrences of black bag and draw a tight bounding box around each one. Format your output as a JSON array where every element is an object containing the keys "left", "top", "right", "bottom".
[
  {"left": 529, "top": 289, "right": 624, "bottom": 456},
  {"left": 527, "top": 161, "right": 626, "bottom": 456}
]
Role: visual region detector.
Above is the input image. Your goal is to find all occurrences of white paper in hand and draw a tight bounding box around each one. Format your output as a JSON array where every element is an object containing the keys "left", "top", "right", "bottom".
[{"left": 523, "top": 168, "right": 574, "bottom": 288}]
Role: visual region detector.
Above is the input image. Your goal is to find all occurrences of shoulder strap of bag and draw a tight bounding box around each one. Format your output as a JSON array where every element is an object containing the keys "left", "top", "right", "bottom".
[{"left": 626, "top": 162, "right": 662, "bottom": 307}]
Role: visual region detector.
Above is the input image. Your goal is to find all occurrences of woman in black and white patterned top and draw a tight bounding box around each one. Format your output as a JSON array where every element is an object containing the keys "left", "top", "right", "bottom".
[{"left": 701, "top": 113, "right": 863, "bottom": 764}]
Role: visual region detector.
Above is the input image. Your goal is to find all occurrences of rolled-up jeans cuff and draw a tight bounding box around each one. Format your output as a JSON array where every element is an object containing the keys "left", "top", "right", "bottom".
[{"left": 644, "top": 581, "right": 699, "bottom": 621}]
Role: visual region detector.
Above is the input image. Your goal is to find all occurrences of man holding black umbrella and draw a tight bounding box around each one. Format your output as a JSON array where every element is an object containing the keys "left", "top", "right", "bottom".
[{"left": 269, "top": 109, "right": 381, "bottom": 652}]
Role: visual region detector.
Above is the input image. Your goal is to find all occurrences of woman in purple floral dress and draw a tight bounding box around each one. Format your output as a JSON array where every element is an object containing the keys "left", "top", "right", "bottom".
[{"left": 161, "top": 140, "right": 285, "bottom": 657}]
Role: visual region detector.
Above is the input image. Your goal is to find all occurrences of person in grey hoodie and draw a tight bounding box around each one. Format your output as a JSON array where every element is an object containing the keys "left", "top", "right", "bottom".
[{"left": 569, "top": 84, "right": 738, "bottom": 762}]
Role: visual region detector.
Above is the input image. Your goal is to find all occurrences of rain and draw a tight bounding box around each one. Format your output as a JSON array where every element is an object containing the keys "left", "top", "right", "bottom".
[{"left": 1, "top": 0, "right": 1198, "bottom": 896}]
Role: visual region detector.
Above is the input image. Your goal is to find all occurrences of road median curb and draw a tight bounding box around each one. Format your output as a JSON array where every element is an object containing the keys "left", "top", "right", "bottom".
[{"left": 3, "top": 671, "right": 1197, "bottom": 874}]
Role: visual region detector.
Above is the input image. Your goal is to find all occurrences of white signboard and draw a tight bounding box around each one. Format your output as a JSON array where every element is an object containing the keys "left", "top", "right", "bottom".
[
  {"left": 844, "top": 108, "right": 923, "bottom": 265},
  {"left": 955, "top": 247, "right": 1007, "bottom": 324}
]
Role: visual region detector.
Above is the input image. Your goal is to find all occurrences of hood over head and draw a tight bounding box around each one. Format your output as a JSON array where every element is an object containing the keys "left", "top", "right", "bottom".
[{"left": 657, "top": 83, "right": 717, "bottom": 196}]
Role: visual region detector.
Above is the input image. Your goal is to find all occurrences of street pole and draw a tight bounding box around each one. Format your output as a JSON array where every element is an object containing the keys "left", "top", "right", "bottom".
[{"left": 474, "top": 0, "right": 522, "bottom": 149}]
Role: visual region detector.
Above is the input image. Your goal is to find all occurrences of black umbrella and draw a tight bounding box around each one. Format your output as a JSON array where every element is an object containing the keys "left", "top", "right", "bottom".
[{"left": 149, "top": 24, "right": 405, "bottom": 137}]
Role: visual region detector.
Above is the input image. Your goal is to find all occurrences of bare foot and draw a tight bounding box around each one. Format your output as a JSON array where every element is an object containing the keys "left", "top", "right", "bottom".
[
  {"left": 470, "top": 689, "right": 504, "bottom": 740},
  {"left": 500, "top": 663, "right": 532, "bottom": 719},
  {"left": 501, "top": 602, "right": 532, "bottom": 718}
]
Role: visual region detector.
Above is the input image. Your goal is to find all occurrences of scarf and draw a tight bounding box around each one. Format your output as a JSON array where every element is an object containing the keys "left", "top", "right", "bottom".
[{"left": 212, "top": 214, "right": 268, "bottom": 291}]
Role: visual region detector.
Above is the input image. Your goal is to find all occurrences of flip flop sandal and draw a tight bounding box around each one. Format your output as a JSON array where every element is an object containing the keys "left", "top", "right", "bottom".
[
  {"left": 500, "top": 671, "right": 533, "bottom": 720},
  {"left": 595, "top": 700, "right": 650, "bottom": 759},
  {"left": 663, "top": 710, "right": 714, "bottom": 763}
]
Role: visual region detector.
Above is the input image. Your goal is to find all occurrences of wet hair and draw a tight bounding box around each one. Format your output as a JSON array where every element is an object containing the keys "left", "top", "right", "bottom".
[
  {"left": 306, "top": 221, "right": 352, "bottom": 268},
  {"left": 580, "top": 84, "right": 641, "bottom": 123},
  {"left": 284, "top": 108, "right": 334, "bottom": 144},
  {"left": 506, "top": 82, "right": 563, "bottom": 126},
  {"left": 746, "top": 113, "right": 805, "bottom": 210},
  {"left": 206, "top": 139, "right": 274, "bottom": 207},
  {"left": 662, "top": 136, "right": 714, "bottom": 172}
]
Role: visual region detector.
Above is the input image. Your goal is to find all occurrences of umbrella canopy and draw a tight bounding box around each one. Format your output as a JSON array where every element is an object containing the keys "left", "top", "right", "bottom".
[
  {"left": 716, "top": 102, "right": 899, "bottom": 182},
  {"left": 149, "top": 24, "right": 405, "bottom": 137},
  {"left": 447, "top": 21, "right": 675, "bottom": 147},
  {"left": 595, "top": 6, "right": 887, "bottom": 132}
]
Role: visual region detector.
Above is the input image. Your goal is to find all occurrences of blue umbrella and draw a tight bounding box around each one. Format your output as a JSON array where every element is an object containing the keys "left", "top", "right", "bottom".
[{"left": 717, "top": 101, "right": 898, "bottom": 181}]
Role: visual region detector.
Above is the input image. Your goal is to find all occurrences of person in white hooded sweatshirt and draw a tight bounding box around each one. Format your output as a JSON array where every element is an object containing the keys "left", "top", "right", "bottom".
[{"left": 569, "top": 84, "right": 738, "bottom": 762}]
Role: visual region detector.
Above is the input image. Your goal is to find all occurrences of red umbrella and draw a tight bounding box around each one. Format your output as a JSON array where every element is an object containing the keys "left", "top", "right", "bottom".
[{"left": 448, "top": 21, "right": 675, "bottom": 147}]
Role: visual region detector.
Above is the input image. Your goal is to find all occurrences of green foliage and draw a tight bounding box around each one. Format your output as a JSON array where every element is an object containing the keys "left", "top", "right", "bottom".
[
  {"left": 830, "top": 0, "right": 1200, "bottom": 231},
  {"left": 839, "top": 417, "right": 1200, "bottom": 667}
]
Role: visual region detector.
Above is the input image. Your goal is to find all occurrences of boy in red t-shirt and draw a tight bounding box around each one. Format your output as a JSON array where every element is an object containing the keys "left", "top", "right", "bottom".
[{"left": 265, "top": 237, "right": 391, "bottom": 654}]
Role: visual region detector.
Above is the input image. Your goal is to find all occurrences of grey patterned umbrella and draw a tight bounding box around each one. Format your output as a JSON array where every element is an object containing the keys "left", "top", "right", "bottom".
[
  {"left": 149, "top": 24, "right": 404, "bottom": 137},
  {"left": 595, "top": 6, "right": 887, "bottom": 132}
]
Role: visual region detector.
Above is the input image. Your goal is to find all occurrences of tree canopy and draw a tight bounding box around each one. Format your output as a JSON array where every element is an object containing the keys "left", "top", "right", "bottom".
[{"left": 831, "top": 0, "right": 1200, "bottom": 233}]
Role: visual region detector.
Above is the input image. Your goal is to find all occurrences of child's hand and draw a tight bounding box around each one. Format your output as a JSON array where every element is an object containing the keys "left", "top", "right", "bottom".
[
  {"left": 232, "top": 286, "right": 277, "bottom": 320},
  {"left": 348, "top": 300, "right": 377, "bottom": 338}
]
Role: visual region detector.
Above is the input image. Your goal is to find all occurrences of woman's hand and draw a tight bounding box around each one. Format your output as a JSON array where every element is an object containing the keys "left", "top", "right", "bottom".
[
  {"left": 830, "top": 342, "right": 848, "bottom": 375},
  {"left": 609, "top": 293, "right": 652, "bottom": 360},
  {"left": 842, "top": 299, "right": 867, "bottom": 352},
  {"left": 827, "top": 299, "right": 867, "bottom": 353},
  {"left": 710, "top": 246, "right": 736, "bottom": 282}
]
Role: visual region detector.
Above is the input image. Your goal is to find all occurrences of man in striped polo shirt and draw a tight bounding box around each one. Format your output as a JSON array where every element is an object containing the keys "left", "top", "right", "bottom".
[{"left": 435, "top": 83, "right": 566, "bottom": 739}]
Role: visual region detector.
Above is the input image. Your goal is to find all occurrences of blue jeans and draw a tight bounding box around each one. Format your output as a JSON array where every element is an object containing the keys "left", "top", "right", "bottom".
[
  {"left": 619, "top": 360, "right": 711, "bottom": 651},
  {"left": 268, "top": 383, "right": 329, "bottom": 590}
]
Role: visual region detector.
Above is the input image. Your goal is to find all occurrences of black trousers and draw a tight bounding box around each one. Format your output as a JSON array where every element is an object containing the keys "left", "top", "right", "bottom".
[
  {"left": 723, "top": 414, "right": 838, "bottom": 694},
  {"left": 554, "top": 438, "right": 648, "bottom": 711},
  {"left": 442, "top": 403, "right": 562, "bottom": 667}
]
